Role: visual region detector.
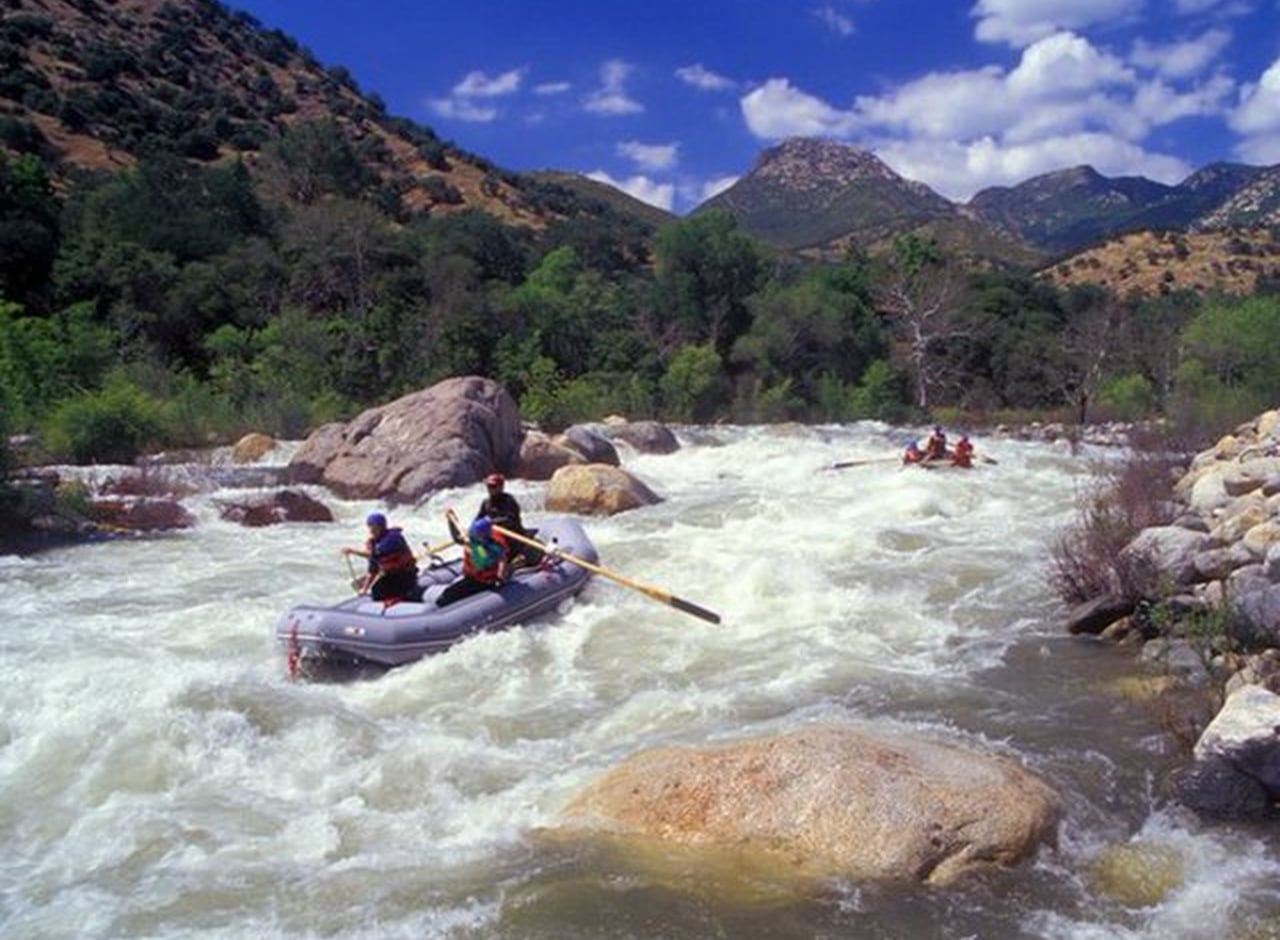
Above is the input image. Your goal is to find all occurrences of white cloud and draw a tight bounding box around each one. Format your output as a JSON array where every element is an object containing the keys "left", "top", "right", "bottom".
[
  {"left": 617, "top": 140, "right": 679, "bottom": 171},
  {"left": 675, "top": 63, "right": 737, "bottom": 92},
  {"left": 739, "top": 30, "right": 1230, "bottom": 200},
  {"left": 1130, "top": 28, "right": 1232, "bottom": 79},
  {"left": 814, "top": 4, "right": 856, "bottom": 36},
  {"left": 699, "top": 174, "right": 740, "bottom": 201},
  {"left": 741, "top": 78, "right": 860, "bottom": 138},
  {"left": 876, "top": 133, "right": 1190, "bottom": 201},
  {"left": 1236, "top": 133, "right": 1280, "bottom": 164},
  {"left": 584, "top": 60, "right": 644, "bottom": 116},
  {"left": 427, "top": 97, "right": 499, "bottom": 122},
  {"left": 971, "top": 0, "right": 1144, "bottom": 47},
  {"left": 586, "top": 170, "right": 675, "bottom": 210},
  {"left": 1231, "top": 57, "right": 1280, "bottom": 135},
  {"left": 452, "top": 68, "right": 524, "bottom": 98},
  {"left": 533, "top": 81, "right": 572, "bottom": 96}
]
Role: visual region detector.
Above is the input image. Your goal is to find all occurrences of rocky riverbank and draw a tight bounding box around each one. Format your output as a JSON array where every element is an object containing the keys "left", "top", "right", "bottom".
[{"left": 1064, "top": 408, "right": 1280, "bottom": 818}]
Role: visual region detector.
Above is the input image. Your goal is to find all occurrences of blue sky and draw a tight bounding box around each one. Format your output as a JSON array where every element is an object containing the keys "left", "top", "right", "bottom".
[{"left": 229, "top": 0, "right": 1280, "bottom": 213}]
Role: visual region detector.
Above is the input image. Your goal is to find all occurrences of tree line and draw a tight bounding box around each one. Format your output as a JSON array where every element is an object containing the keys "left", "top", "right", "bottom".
[{"left": 2, "top": 124, "right": 1278, "bottom": 471}]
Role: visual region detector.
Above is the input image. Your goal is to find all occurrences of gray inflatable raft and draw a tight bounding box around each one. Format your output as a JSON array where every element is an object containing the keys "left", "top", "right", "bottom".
[{"left": 276, "top": 516, "right": 597, "bottom": 675}]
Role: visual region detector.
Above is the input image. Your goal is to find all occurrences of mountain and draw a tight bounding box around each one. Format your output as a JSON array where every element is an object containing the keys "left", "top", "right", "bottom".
[
  {"left": 967, "top": 162, "right": 1276, "bottom": 254},
  {"left": 0, "top": 0, "right": 669, "bottom": 239},
  {"left": 697, "top": 138, "right": 956, "bottom": 249},
  {"left": 967, "top": 166, "right": 1175, "bottom": 253}
]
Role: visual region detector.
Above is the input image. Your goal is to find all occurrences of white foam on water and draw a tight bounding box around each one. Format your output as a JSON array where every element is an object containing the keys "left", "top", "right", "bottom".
[{"left": 2, "top": 425, "right": 1275, "bottom": 938}]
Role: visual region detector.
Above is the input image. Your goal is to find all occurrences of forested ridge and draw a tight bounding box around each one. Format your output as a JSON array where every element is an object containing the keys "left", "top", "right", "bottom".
[{"left": 1, "top": 0, "right": 1279, "bottom": 489}]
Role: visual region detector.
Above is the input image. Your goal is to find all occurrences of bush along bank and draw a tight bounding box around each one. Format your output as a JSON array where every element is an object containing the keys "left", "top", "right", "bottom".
[{"left": 1058, "top": 409, "right": 1280, "bottom": 819}]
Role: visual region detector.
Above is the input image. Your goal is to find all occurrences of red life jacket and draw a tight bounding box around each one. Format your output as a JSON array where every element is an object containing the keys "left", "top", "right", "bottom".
[
  {"left": 952, "top": 440, "right": 974, "bottom": 468},
  {"left": 463, "top": 532, "right": 508, "bottom": 584}
]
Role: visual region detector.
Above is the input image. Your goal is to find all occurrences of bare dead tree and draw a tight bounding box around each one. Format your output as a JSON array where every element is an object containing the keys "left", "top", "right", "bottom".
[{"left": 875, "top": 234, "right": 968, "bottom": 411}]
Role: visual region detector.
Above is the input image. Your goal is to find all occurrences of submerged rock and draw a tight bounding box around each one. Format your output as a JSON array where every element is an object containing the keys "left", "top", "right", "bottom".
[
  {"left": 231, "top": 432, "right": 277, "bottom": 464},
  {"left": 216, "top": 490, "right": 333, "bottom": 527},
  {"left": 554, "top": 725, "right": 1059, "bottom": 886},
  {"left": 1087, "top": 842, "right": 1185, "bottom": 908}
]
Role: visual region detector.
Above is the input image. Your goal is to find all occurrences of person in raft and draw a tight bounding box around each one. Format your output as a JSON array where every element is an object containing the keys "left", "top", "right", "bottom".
[
  {"left": 342, "top": 512, "right": 421, "bottom": 602},
  {"left": 437, "top": 516, "right": 510, "bottom": 607},
  {"left": 951, "top": 433, "right": 975, "bottom": 468},
  {"left": 922, "top": 425, "right": 949, "bottom": 461},
  {"left": 903, "top": 441, "right": 926, "bottom": 465}
]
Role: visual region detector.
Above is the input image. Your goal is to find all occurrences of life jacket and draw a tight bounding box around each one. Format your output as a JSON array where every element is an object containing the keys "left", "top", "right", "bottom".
[
  {"left": 903, "top": 447, "right": 924, "bottom": 465},
  {"left": 952, "top": 439, "right": 974, "bottom": 468},
  {"left": 463, "top": 531, "right": 508, "bottom": 584},
  {"left": 370, "top": 528, "right": 417, "bottom": 574},
  {"left": 923, "top": 434, "right": 947, "bottom": 460}
]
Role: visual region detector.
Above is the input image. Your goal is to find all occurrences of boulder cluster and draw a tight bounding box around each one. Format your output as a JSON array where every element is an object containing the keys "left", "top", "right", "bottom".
[{"left": 1065, "top": 408, "right": 1280, "bottom": 818}]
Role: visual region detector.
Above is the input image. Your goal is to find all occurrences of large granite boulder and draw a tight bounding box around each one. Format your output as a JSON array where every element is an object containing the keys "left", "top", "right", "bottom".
[
  {"left": 514, "top": 430, "right": 585, "bottom": 481},
  {"left": 1194, "top": 684, "right": 1280, "bottom": 798},
  {"left": 601, "top": 416, "right": 681, "bottom": 455},
  {"left": 556, "top": 425, "right": 620, "bottom": 466},
  {"left": 555, "top": 726, "right": 1059, "bottom": 886},
  {"left": 1120, "top": 526, "right": 1213, "bottom": 586},
  {"left": 288, "top": 377, "right": 521, "bottom": 504},
  {"left": 545, "top": 464, "right": 662, "bottom": 516}
]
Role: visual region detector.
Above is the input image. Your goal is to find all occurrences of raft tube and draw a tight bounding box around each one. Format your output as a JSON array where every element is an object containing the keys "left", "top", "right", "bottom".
[{"left": 276, "top": 516, "right": 597, "bottom": 675}]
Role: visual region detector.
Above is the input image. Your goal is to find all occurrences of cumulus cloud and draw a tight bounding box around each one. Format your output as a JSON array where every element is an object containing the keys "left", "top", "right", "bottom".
[
  {"left": 617, "top": 141, "right": 679, "bottom": 171},
  {"left": 740, "top": 30, "right": 1231, "bottom": 199},
  {"left": 1231, "top": 57, "right": 1280, "bottom": 135},
  {"left": 676, "top": 63, "right": 737, "bottom": 92},
  {"left": 741, "top": 78, "right": 860, "bottom": 138},
  {"left": 1230, "top": 57, "right": 1280, "bottom": 161},
  {"left": 584, "top": 60, "right": 644, "bottom": 115},
  {"left": 971, "top": 0, "right": 1144, "bottom": 47},
  {"left": 586, "top": 170, "right": 675, "bottom": 210},
  {"left": 877, "top": 133, "right": 1190, "bottom": 200},
  {"left": 814, "top": 4, "right": 856, "bottom": 36},
  {"left": 1130, "top": 28, "right": 1232, "bottom": 79}
]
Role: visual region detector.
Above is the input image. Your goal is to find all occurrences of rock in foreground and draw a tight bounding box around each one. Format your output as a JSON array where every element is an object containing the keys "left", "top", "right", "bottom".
[{"left": 555, "top": 726, "right": 1058, "bottom": 886}]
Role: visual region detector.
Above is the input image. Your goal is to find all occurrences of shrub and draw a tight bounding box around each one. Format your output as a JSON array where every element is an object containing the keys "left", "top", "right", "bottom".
[
  {"left": 1098, "top": 373, "right": 1155, "bottom": 421},
  {"left": 1047, "top": 432, "right": 1189, "bottom": 604},
  {"left": 42, "top": 376, "right": 165, "bottom": 464}
]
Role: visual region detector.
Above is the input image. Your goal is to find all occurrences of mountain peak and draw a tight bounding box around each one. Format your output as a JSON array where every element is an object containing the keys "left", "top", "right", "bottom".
[{"left": 754, "top": 137, "right": 899, "bottom": 191}]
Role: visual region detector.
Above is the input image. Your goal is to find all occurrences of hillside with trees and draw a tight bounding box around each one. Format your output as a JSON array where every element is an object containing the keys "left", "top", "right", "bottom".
[{"left": 2, "top": 0, "right": 1279, "bottom": 502}]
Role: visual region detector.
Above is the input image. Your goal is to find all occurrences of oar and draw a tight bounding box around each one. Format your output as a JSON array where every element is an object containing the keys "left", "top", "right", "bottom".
[
  {"left": 831, "top": 456, "right": 900, "bottom": 470},
  {"left": 343, "top": 551, "right": 361, "bottom": 590},
  {"left": 418, "top": 538, "right": 459, "bottom": 560},
  {"left": 490, "top": 522, "right": 723, "bottom": 625}
]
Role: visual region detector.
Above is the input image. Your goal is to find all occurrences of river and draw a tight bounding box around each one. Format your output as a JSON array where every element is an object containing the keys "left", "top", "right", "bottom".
[{"left": 2, "top": 423, "right": 1278, "bottom": 939}]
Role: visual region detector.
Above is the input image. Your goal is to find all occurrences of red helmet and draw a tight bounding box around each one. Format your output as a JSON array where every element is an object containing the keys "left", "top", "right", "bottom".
[{"left": 485, "top": 472, "right": 504, "bottom": 487}]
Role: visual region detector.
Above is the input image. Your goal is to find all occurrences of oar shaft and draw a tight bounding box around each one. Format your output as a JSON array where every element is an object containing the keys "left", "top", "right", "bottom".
[{"left": 492, "top": 523, "right": 722, "bottom": 625}]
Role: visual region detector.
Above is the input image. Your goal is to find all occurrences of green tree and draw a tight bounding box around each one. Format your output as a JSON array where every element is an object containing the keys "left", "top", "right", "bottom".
[
  {"left": 660, "top": 343, "right": 725, "bottom": 421},
  {"left": 259, "top": 118, "right": 372, "bottom": 205},
  {"left": 654, "top": 210, "right": 764, "bottom": 356},
  {"left": 1175, "top": 295, "right": 1280, "bottom": 426},
  {"left": 0, "top": 154, "right": 60, "bottom": 309}
]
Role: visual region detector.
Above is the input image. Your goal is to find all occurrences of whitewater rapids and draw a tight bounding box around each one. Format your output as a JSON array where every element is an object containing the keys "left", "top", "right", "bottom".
[{"left": 2, "top": 423, "right": 1278, "bottom": 939}]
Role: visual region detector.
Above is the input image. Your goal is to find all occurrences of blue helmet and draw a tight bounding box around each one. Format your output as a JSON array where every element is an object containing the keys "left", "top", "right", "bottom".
[
  {"left": 366, "top": 512, "right": 387, "bottom": 528},
  {"left": 470, "top": 517, "right": 492, "bottom": 538}
]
